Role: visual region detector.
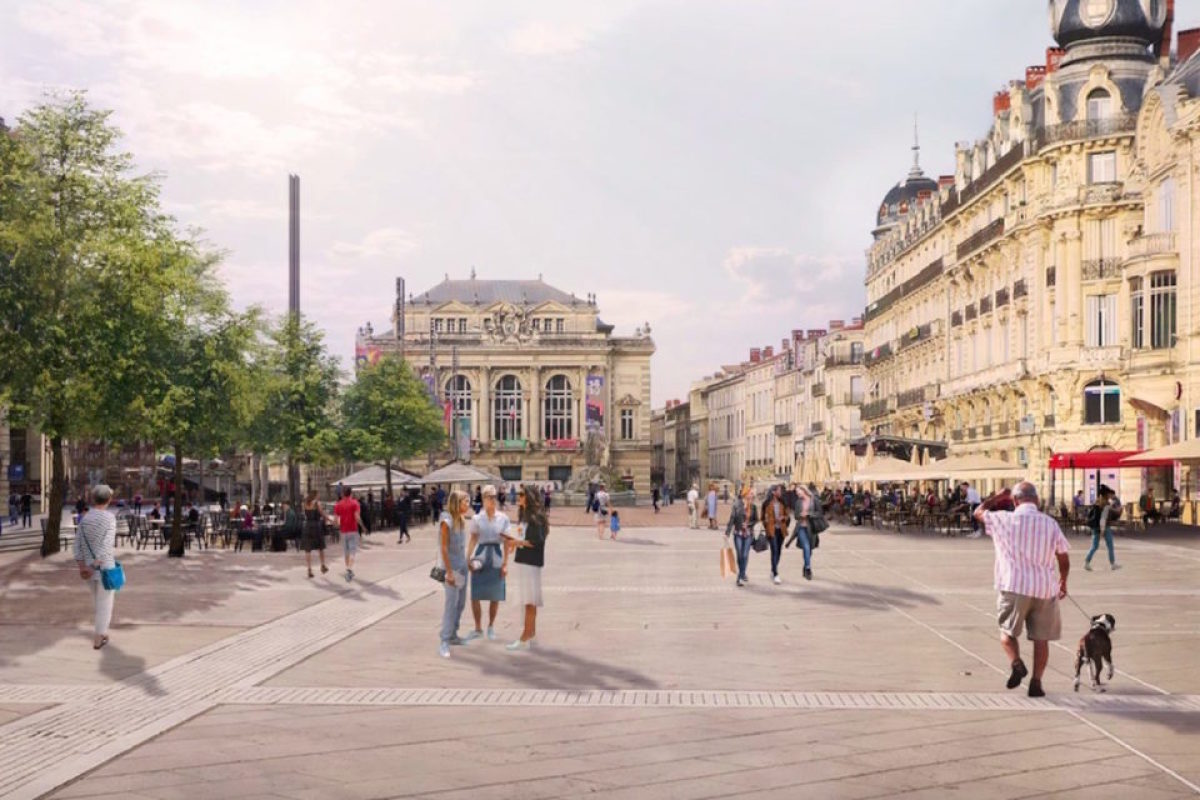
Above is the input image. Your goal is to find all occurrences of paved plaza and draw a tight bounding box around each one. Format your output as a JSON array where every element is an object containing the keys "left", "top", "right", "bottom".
[{"left": 1, "top": 507, "right": 1199, "bottom": 799}]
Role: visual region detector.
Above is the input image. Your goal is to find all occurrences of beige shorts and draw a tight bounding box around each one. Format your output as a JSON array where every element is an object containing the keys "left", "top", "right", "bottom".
[{"left": 997, "top": 591, "right": 1062, "bottom": 642}]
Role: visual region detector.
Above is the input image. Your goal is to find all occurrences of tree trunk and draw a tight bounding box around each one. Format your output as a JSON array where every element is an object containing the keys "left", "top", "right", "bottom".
[
  {"left": 250, "top": 452, "right": 261, "bottom": 507},
  {"left": 41, "top": 435, "right": 65, "bottom": 557},
  {"left": 169, "top": 442, "right": 185, "bottom": 557},
  {"left": 385, "top": 458, "right": 394, "bottom": 500},
  {"left": 198, "top": 457, "right": 206, "bottom": 508},
  {"left": 288, "top": 457, "right": 299, "bottom": 508},
  {"left": 260, "top": 457, "right": 270, "bottom": 505}
]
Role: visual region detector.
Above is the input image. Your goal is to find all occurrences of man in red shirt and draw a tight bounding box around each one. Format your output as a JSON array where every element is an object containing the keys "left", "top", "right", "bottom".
[{"left": 333, "top": 488, "right": 364, "bottom": 582}]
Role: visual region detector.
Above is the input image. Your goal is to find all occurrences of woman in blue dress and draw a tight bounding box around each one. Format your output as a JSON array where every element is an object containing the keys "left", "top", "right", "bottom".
[{"left": 465, "top": 485, "right": 510, "bottom": 641}]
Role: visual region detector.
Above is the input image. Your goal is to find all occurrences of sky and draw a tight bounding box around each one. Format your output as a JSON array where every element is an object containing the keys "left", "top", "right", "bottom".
[{"left": 0, "top": 0, "right": 1134, "bottom": 402}]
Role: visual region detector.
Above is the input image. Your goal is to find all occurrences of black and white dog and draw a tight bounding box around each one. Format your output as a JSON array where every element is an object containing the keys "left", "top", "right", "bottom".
[{"left": 1073, "top": 613, "right": 1116, "bottom": 692}]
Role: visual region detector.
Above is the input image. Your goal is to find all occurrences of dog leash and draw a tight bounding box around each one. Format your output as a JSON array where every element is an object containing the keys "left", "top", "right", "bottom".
[{"left": 1064, "top": 592, "right": 1092, "bottom": 622}]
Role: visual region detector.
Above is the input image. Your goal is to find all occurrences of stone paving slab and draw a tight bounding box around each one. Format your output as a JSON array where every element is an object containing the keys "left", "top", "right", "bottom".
[{"left": 1, "top": 520, "right": 1197, "bottom": 798}]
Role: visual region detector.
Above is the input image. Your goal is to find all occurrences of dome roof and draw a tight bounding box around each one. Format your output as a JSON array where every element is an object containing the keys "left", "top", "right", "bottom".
[
  {"left": 1050, "top": 0, "right": 1167, "bottom": 51},
  {"left": 876, "top": 172, "right": 938, "bottom": 230}
]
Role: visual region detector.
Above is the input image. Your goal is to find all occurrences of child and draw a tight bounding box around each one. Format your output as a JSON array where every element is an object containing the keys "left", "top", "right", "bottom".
[{"left": 609, "top": 510, "right": 620, "bottom": 539}]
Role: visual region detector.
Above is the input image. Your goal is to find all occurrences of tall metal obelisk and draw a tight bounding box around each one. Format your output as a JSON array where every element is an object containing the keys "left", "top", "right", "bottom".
[{"left": 287, "top": 174, "right": 301, "bottom": 504}]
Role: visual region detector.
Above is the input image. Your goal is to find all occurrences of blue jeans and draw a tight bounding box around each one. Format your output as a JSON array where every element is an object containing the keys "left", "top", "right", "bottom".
[
  {"left": 440, "top": 573, "right": 467, "bottom": 643},
  {"left": 794, "top": 524, "right": 812, "bottom": 569},
  {"left": 768, "top": 532, "right": 783, "bottom": 576},
  {"left": 733, "top": 533, "right": 752, "bottom": 580},
  {"left": 1086, "top": 528, "right": 1115, "bottom": 565}
]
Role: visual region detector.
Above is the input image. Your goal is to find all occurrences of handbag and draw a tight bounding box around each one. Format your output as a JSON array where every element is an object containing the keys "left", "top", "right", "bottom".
[
  {"left": 720, "top": 546, "right": 736, "bottom": 578},
  {"left": 80, "top": 526, "right": 125, "bottom": 591},
  {"left": 810, "top": 513, "right": 829, "bottom": 535},
  {"left": 751, "top": 533, "right": 769, "bottom": 552},
  {"left": 429, "top": 566, "right": 446, "bottom": 583}
]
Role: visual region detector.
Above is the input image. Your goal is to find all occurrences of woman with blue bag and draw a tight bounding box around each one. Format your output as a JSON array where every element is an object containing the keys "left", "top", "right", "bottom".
[{"left": 74, "top": 484, "right": 122, "bottom": 650}]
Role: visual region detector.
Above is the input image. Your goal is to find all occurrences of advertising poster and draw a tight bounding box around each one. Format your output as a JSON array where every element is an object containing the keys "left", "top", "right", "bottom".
[
  {"left": 457, "top": 417, "right": 471, "bottom": 461},
  {"left": 586, "top": 375, "right": 605, "bottom": 432},
  {"left": 354, "top": 343, "right": 381, "bottom": 369}
]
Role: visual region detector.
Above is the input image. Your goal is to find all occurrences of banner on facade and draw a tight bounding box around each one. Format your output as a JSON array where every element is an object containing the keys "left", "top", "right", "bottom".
[
  {"left": 354, "top": 342, "right": 382, "bottom": 369},
  {"left": 586, "top": 375, "right": 605, "bottom": 432},
  {"left": 457, "top": 417, "right": 471, "bottom": 461}
]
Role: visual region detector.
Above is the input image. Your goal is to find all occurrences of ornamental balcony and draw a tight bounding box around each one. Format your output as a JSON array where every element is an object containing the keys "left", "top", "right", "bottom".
[
  {"left": 864, "top": 343, "right": 894, "bottom": 367},
  {"left": 897, "top": 386, "right": 931, "bottom": 409},
  {"left": 837, "top": 391, "right": 865, "bottom": 406},
  {"left": 1046, "top": 267, "right": 1056, "bottom": 288},
  {"left": 543, "top": 438, "right": 581, "bottom": 452},
  {"left": 979, "top": 296, "right": 993, "bottom": 315},
  {"left": 809, "top": 421, "right": 825, "bottom": 436},
  {"left": 774, "top": 423, "right": 792, "bottom": 436},
  {"left": 493, "top": 439, "right": 529, "bottom": 452},
  {"left": 1043, "top": 414, "right": 1056, "bottom": 429},
  {"left": 995, "top": 288, "right": 1010, "bottom": 308},
  {"left": 956, "top": 218, "right": 1005, "bottom": 261},
  {"left": 811, "top": 382, "right": 826, "bottom": 398},
  {"left": 942, "top": 359, "right": 1028, "bottom": 398},
  {"left": 824, "top": 353, "right": 864, "bottom": 369},
  {"left": 861, "top": 398, "right": 894, "bottom": 421},
  {"left": 951, "top": 429, "right": 964, "bottom": 442},
  {"left": 900, "top": 322, "right": 934, "bottom": 350},
  {"left": 1013, "top": 279, "right": 1028, "bottom": 299},
  {"left": 1127, "top": 231, "right": 1177, "bottom": 260},
  {"left": 1082, "top": 258, "right": 1122, "bottom": 281},
  {"left": 965, "top": 303, "right": 977, "bottom": 322},
  {"left": 1033, "top": 113, "right": 1137, "bottom": 150},
  {"left": 951, "top": 310, "right": 963, "bottom": 327}
]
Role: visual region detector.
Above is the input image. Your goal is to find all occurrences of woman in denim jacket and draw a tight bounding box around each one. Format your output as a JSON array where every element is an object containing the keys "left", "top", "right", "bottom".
[{"left": 725, "top": 488, "right": 752, "bottom": 587}]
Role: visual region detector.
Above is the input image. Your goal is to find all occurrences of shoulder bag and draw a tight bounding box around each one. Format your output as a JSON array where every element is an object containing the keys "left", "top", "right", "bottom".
[{"left": 81, "top": 528, "right": 125, "bottom": 591}]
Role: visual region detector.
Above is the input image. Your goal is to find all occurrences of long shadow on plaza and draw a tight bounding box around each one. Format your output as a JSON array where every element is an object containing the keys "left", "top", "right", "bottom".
[
  {"left": 741, "top": 579, "right": 940, "bottom": 611},
  {"left": 101, "top": 643, "right": 167, "bottom": 697},
  {"left": 610, "top": 537, "right": 666, "bottom": 547},
  {"left": 449, "top": 643, "right": 660, "bottom": 690},
  {"left": 0, "top": 547, "right": 293, "bottom": 673}
]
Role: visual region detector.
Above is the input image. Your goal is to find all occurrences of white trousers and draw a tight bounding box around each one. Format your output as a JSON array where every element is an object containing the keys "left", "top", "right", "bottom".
[{"left": 89, "top": 578, "right": 115, "bottom": 637}]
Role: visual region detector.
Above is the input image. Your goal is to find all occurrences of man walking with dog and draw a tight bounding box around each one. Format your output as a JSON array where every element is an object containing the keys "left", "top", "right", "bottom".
[{"left": 974, "top": 481, "right": 1070, "bottom": 698}]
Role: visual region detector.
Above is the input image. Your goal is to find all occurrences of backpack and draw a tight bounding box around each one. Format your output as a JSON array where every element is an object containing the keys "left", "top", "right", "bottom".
[
  {"left": 591, "top": 498, "right": 600, "bottom": 513},
  {"left": 1086, "top": 503, "right": 1102, "bottom": 529}
]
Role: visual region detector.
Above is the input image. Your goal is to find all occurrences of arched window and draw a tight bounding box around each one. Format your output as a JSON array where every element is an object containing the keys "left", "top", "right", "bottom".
[
  {"left": 1086, "top": 88, "right": 1112, "bottom": 121},
  {"left": 445, "top": 375, "right": 472, "bottom": 426},
  {"left": 493, "top": 376, "right": 524, "bottom": 442},
  {"left": 1084, "top": 379, "right": 1120, "bottom": 425},
  {"left": 543, "top": 376, "right": 574, "bottom": 441}
]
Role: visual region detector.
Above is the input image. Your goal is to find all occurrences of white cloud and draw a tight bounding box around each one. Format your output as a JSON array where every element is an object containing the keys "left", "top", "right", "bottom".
[
  {"left": 722, "top": 246, "right": 854, "bottom": 309},
  {"left": 506, "top": 21, "right": 594, "bottom": 56},
  {"left": 328, "top": 227, "right": 419, "bottom": 261},
  {"left": 596, "top": 289, "right": 695, "bottom": 335}
]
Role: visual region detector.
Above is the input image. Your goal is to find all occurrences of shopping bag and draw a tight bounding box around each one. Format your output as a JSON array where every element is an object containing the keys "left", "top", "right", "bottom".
[{"left": 720, "top": 546, "right": 736, "bottom": 578}]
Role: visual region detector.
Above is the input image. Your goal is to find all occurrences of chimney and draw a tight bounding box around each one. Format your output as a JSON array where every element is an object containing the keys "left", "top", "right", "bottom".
[
  {"left": 829, "top": 320, "right": 845, "bottom": 331},
  {"left": 1158, "top": 0, "right": 1175, "bottom": 65},
  {"left": 806, "top": 329, "right": 827, "bottom": 339},
  {"left": 1025, "top": 65, "right": 1046, "bottom": 91},
  {"left": 782, "top": 338, "right": 790, "bottom": 352},
  {"left": 1179, "top": 27, "right": 1200, "bottom": 65},
  {"left": 851, "top": 316, "right": 864, "bottom": 327},
  {"left": 938, "top": 175, "right": 955, "bottom": 191},
  {"left": 763, "top": 346, "right": 774, "bottom": 359},
  {"left": 993, "top": 91, "right": 1011, "bottom": 115},
  {"left": 1046, "top": 47, "right": 1065, "bottom": 74},
  {"left": 749, "top": 348, "right": 761, "bottom": 363}
]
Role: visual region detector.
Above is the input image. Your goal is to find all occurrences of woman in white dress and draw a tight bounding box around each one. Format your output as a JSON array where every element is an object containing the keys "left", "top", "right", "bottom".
[
  {"left": 593, "top": 482, "right": 610, "bottom": 540},
  {"left": 508, "top": 484, "right": 549, "bottom": 650}
]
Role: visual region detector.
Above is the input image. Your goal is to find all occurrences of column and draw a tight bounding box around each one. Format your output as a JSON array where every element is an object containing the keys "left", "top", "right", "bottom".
[
  {"left": 0, "top": 408, "right": 8, "bottom": 505},
  {"left": 478, "top": 367, "right": 491, "bottom": 446},
  {"left": 1065, "top": 225, "right": 1083, "bottom": 347},
  {"left": 528, "top": 367, "right": 540, "bottom": 444}
]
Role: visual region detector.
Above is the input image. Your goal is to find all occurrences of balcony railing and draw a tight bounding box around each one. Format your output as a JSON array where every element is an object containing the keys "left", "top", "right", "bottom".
[
  {"left": 956, "top": 217, "right": 1006, "bottom": 260},
  {"left": 951, "top": 429, "right": 964, "bottom": 442},
  {"left": 1046, "top": 266, "right": 1056, "bottom": 288},
  {"left": 956, "top": 144, "right": 1027, "bottom": 209},
  {"left": 1082, "top": 258, "right": 1122, "bottom": 280},
  {"left": 864, "top": 343, "right": 894, "bottom": 366},
  {"left": 965, "top": 303, "right": 978, "bottom": 322},
  {"left": 995, "top": 288, "right": 1010, "bottom": 308},
  {"left": 863, "top": 257, "right": 945, "bottom": 323},
  {"left": 980, "top": 296, "right": 993, "bottom": 315},
  {"left": 543, "top": 438, "right": 581, "bottom": 451},
  {"left": 968, "top": 427, "right": 978, "bottom": 440},
  {"left": 981, "top": 424, "right": 992, "bottom": 437},
  {"left": 1034, "top": 114, "right": 1138, "bottom": 149},
  {"left": 1013, "top": 279, "right": 1027, "bottom": 299},
  {"left": 774, "top": 423, "right": 792, "bottom": 436},
  {"left": 951, "top": 310, "right": 963, "bottom": 327},
  {"left": 900, "top": 323, "right": 933, "bottom": 350},
  {"left": 825, "top": 353, "right": 864, "bottom": 368},
  {"left": 811, "top": 383, "right": 826, "bottom": 398},
  {"left": 1043, "top": 414, "right": 1056, "bottom": 428},
  {"left": 861, "top": 399, "right": 892, "bottom": 421},
  {"left": 839, "top": 392, "right": 864, "bottom": 406},
  {"left": 897, "top": 386, "right": 929, "bottom": 408},
  {"left": 810, "top": 421, "right": 825, "bottom": 435},
  {"left": 998, "top": 421, "right": 1010, "bottom": 436},
  {"left": 1127, "top": 232, "right": 1178, "bottom": 260}
]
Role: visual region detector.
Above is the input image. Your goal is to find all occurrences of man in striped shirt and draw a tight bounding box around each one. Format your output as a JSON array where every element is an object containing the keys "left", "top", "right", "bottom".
[{"left": 974, "top": 481, "right": 1070, "bottom": 698}]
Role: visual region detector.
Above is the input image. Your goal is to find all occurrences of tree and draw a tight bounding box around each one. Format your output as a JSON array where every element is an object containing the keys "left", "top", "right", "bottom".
[
  {"left": 247, "top": 315, "right": 342, "bottom": 506},
  {"left": 0, "top": 91, "right": 202, "bottom": 555},
  {"left": 341, "top": 358, "right": 446, "bottom": 498}
]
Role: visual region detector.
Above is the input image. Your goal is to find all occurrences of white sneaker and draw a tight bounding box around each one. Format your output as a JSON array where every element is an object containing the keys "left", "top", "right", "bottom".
[
  {"left": 773, "top": 575, "right": 782, "bottom": 585},
  {"left": 486, "top": 627, "right": 496, "bottom": 641},
  {"left": 439, "top": 642, "right": 451, "bottom": 658},
  {"left": 463, "top": 630, "right": 483, "bottom": 642},
  {"left": 506, "top": 639, "right": 530, "bottom": 651},
  {"left": 1084, "top": 562, "right": 1093, "bottom": 571},
  {"left": 1111, "top": 563, "right": 1122, "bottom": 571}
]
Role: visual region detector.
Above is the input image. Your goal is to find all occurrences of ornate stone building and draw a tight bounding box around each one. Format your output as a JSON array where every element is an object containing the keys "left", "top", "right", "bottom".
[
  {"left": 362, "top": 276, "right": 655, "bottom": 491},
  {"left": 864, "top": 0, "right": 1186, "bottom": 501}
]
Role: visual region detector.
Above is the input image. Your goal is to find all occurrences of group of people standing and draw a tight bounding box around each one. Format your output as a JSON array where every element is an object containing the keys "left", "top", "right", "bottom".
[
  {"left": 3, "top": 490, "right": 34, "bottom": 535},
  {"left": 438, "top": 484, "right": 549, "bottom": 658},
  {"left": 724, "top": 483, "right": 819, "bottom": 586}
]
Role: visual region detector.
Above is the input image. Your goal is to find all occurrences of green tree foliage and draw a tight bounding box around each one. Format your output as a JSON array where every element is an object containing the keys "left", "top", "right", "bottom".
[
  {"left": 341, "top": 358, "right": 446, "bottom": 497},
  {"left": 0, "top": 91, "right": 211, "bottom": 555}
]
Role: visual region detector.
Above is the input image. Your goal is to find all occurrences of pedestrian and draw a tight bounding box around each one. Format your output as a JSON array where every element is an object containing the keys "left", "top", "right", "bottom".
[
  {"left": 74, "top": 484, "right": 118, "bottom": 650},
  {"left": 333, "top": 487, "right": 364, "bottom": 582},
  {"left": 586, "top": 482, "right": 597, "bottom": 520},
  {"left": 974, "top": 482, "right": 1070, "bottom": 697},
  {"left": 1138, "top": 487, "right": 1161, "bottom": 526},
  {"left": 473, "top": 486, "right": 483, "bottom": 514},
  {"left": 788, "top": 484, "right": 815, "bottom": 581},
  {"left": 1085, "top": 485, "right": 1121, "bottom": 571},
  {"left": 965, "top": 482, "right": 983, "bottom": 537},
  {"left": 362, "top": 489, "right": 375, "bottom": 534},
  {"left": 593, "top": 482, "right": 611, "bottom": 539},
  {"left": 543, "top": 485, "right": 552, "bottom": 510},
  {"left": 301, "top": 490, "right": 330, "bottom": 578},
  {"left": 397, "top": 492, "right": 412, "bottom": 544},
  {"left": 706, "top": 483, "right": 719, "bottom": 530},
  {"left": 9, "top": 491, "right": 19, "bottom": 526},
  {"left": 652, "top": 485, "right": 660, "bottom": 513},
  {"left": 383, "top": 493, "right": 395, "bottom": 530},
  {"left": 687, "top": 483, "right": 700, "bottom": 529},
  {"left": 725, "top": 488, "right": 752, "bottom": 587},
  {"left": 438, "top": 489, "right": 471, "bottom": 658},
  {"left": 763, "top": 484, "right": 790, "bottom": 585},
  {"left": 132, "top": 492, "right": 142, "bottom": 516},
  {"left": 509, "top": 484, "right": 549, "bottom": 650},
  {"left": 508, "top": 484, "right": 518, "bottom": 505},
  {"left": 20, "top": 490, "right": 32, "bottom": 528},
  {"left": 465, "top": 485, "right": 510, "bottom": 641}
]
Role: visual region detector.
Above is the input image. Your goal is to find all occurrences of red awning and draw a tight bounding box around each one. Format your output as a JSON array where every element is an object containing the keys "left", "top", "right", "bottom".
[{"left": 1049, "top": 451, "right": 1175, "bottom": 470}]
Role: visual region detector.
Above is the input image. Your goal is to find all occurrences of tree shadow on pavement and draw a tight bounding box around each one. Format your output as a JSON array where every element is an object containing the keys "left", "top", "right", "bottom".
[
  {"left": 742, "top": 580, "right": 940, "bottom": 611},
  {"left": 449, "top": 643, "right": 659, "bottom": 690},
  {"left": 100, "top": 643, "right": 166, "bottom": 697},
  {"left": 0, "top": 549, "right": 294, "bottom": 671}
]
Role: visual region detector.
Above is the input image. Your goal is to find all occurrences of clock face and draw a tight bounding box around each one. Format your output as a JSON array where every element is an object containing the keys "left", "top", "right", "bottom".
[{"left": 1082, "top": 0, "right": 1115, "bottom": 28}]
